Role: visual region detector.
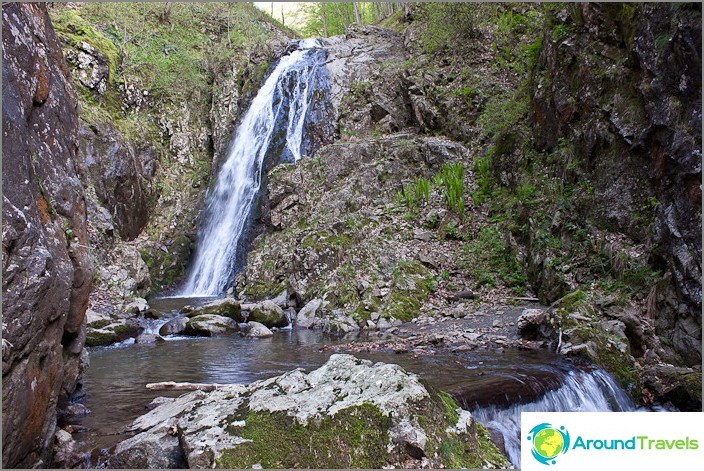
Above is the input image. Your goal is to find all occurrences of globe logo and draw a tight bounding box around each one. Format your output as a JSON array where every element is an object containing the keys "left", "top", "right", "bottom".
[{"left": 527, "top": 423, "right": 571, "bottom": 465}]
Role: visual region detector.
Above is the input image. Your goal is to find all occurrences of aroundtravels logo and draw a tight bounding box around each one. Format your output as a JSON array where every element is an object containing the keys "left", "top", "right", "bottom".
[{"left": 526, "top": 423, "right": 571, "bottom": 465}]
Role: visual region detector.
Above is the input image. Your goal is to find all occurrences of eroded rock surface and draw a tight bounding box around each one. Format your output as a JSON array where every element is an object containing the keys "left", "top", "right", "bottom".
[
  {"left": 110, "top": 354, "right": 509, "bottom": 469},
  {"left": 2, "top": 3, "right": 93, "bottom": 467}
]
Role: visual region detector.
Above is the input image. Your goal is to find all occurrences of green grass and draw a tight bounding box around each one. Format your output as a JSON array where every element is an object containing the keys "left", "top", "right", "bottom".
[
  {"left": 461, "top": 226, "right": 526, "bottom": 291},
  {"left": 435, "top": 162, "right": 466, "bottom": 218}
]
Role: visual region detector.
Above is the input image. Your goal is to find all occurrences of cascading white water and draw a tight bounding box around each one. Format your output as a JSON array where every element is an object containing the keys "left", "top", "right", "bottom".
[
  {"left": 179, "top": 39, "right": 327, "bottom": 296},
  {"left": 472, "top": 369, "right": 635, "bottom": 468}
]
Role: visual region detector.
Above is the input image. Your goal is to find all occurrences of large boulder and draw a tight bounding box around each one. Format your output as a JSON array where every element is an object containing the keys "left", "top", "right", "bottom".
[
  {"left": 241, "top": 321, "right": 274, "bottom": 339},
  {"left": 184, "top": 315, "right": 239, "bottom": 337},
  {"left": 184, "top": 298, "right": 242, "bottom": 322},
  {"left": 110, "top": 355, "right": 509, "bottom": 469},
  {"left": 2, "top": 4, "right": 94, "bottom": 467},
  {"left": 296, "top": 298, "right": 325, "bottom": 329},
  {"left": 248, "top": 300, "right": 288, "bottom": 328}
]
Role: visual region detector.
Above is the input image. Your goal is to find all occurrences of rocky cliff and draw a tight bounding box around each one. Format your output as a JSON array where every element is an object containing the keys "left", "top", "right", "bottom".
[
  {"left": 47, "top": 3, "right": 293, "bottom": 311},
  {"left": 525, "top": 3, "right": 701, "bottom": 366},
  {"left": 239, "top": 4, "right": 700, "bottom": 405},
  {"left": 2, "top": 3, "right": 94, "bottom": 467}
]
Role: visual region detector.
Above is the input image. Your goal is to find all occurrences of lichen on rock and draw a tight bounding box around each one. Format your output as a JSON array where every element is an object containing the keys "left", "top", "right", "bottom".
[{"left": 110, "top": 354, "right": 509, "bottom": 469}]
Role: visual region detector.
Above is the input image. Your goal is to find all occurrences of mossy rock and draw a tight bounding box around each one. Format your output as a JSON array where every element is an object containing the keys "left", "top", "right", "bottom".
[
  {"left": 186, "top": 298, "right": 242, "bottom": 321},
  {"left": 249, "top": 300, "right": 288, "bottom": 328},
  {"left": 85, "top": 323, "right": 140, "bottom": 347},
  {"left": 184, "top": 315, "right": 239, "bottom": 337},
  {"left": 50, "top": 9, "right": 119, "bottom": 83},
  {"left": 113, "top": 355, "right": 511, "bottom": 468},
  {"left": 217, "top": 404, "right": 393, "bottom": 469}
]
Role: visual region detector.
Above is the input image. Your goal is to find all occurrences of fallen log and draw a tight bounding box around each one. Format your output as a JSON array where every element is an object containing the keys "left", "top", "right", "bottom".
[{"left": 145, "top": 381, "right": 223, "bottom": 391}]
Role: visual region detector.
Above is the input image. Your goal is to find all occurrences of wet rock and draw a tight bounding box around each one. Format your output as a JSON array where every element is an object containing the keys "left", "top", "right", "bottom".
[
  {"left": 450, "top": 369, "right": 566, "bottom": 409},
  {"left": 125, "top": 298, "right": 149, "bottom": 314},
  {"left": 184, "top": 315, "right": 239, "bottom": 337},
  {"left": 249, "top": 300, "right": 288, "bottom": 328},
  {"left": 51, "top": 429, "right": 79, "bottom": 468},
  {"left": 112, "top": 354, "right": 509, "bottom": 468},
  {"left": 185, "top": 298, "right": 242, "bottom": 322},
  {"left": 516, "top": 308, "right": 548, "bottom": 337},
  {"left": 2, "top": 6, "right": 94, "bottom": 465},
  {"left": 641, "top": 364, "right": 702, "bottom": 412},
  {"left": 159, "top": 317, "right": 188, "bottom": 336},
  {"left": 135, "top": 334, "right": 166, "bottom": 344},
  {"left": 241, "top": 322, "right": 274, "bottom": 338}
]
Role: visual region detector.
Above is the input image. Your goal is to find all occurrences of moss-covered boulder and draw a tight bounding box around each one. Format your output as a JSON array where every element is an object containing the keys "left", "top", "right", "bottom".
[
  {"left": 184, "top": 315, "right": 239, "bottom": 337},
  {"left": 110, "top": 354, "right": 510, "bottom": 469},
  {"left": 184, "top": 298, "right": 242, "bottom": 321},
  {"left": 85, "top": 310, "right": 141, "bottom": 347},
  {"left": 248, "top": 300, "right": 288, "bottom": 328}
]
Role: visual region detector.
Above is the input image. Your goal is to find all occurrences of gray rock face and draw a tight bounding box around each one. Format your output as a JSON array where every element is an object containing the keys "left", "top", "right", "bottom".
[
  {"left": 77, "top": 120, "right": 155, "bottom": 241},
  {"left": 296, "top": 298, "right": 325, "bottom": 328},
  {"left": 324, "top": 25, "right": 411, "bottom": 133},
  {"left": 110, "top": 354, "right": 509, "bottom": 469},
  {"left": 64, "top": 40, "right": 109, "bottom": 94},
  {"left": 527, "top": 3, "right": 702, "bottom": 366},
  {"left": 2, "top": 4, "right": 94, "bottom": 468}
]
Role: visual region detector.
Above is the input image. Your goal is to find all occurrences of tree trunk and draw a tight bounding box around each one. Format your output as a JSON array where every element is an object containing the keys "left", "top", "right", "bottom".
[{"left": 353, "top": 2, "right": 361, "bottom": 24}]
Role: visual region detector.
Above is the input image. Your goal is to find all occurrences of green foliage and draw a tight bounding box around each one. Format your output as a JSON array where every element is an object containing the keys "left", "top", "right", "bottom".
[
  {"left": 478, "top": 91, "right": 529, "bottom": 139},
  {"left": 416, "top": 2, "right": 496, "bottom": 53},
  {"left": 436, "top": 162, "right": 466, "bottom": 218},
  {"left": 52, "top": 2, "right": 279, "bottom": 103},
  {"left": 461, "top": 226, "right": 526, "bottom": 291},
  {"left": 298, "top": 2, "right": 383, "bottom": 37},
  {"left": 396, "top": 177, "right": 431, "bottom": 210}
]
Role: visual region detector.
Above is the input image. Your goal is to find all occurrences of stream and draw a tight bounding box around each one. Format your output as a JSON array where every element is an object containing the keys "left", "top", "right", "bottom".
[{"left": 74, "top": 300, "right": 635, "bottom": 469}]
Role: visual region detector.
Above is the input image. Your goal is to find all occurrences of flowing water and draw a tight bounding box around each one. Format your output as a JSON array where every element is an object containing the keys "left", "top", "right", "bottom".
[
  {"left": 472, "top": 369, "right": 635, "bottom": 467},
  {"left": 75, "top": 300, "right": 636, "bottom": 469},
  {"left": 179, "top": 39, "right": 331, "bottom": 296},
  {"left": 76, "top": 38, "right": 640, "bottom": 469}
]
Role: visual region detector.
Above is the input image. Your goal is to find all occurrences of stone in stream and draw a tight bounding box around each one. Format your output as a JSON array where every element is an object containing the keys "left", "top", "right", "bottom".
[
  {"left": 241, "top": 321, "right": 274, "bottom": 338},
  {"left": 125, "top": 298, "right": 150, "bottom": 314},
  {"left": 184, "top": 298, "right": 242, "bottom": 321},
  {"left": 135, "top": 334, "right": 166, "bottom": 344},
  {"left": 184, "top": 315, "right": 240, "bottom": 337},
  {"left": 516, "top": 308, "right": 548, "bottom": 336},
  {"left": 248, "top": 300, "right": 288, "bottom": 328},
  {"left": 109, "top": 354, "right": 509, "bottom": 469},
  {"left": 296, "top": 298, "right": 325, "bottom": 328},
  {"left": 158, "top": 317, "right": 188, "bottom": 336}
]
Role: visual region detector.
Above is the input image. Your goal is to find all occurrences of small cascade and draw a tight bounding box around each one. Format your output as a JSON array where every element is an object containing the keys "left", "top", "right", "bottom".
[
  {"left": 471, "top": 369, "right": 635, "bottom": 468},
  {"left": 179, "top": 38, "right": 331, "bottom": 297}
]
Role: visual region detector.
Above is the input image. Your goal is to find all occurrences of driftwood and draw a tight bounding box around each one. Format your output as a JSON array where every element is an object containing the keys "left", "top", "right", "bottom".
[
  {"left": 505, "top": 296, "right": 540, "bottom": 302},
  {"left": 145, "top": 381, "right": 223, "bottom": 391}
]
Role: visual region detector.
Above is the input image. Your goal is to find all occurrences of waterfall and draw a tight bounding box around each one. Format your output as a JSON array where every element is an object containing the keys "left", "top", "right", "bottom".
[
  {"left": 179, "top": 39, "right": 329, "bottom": 296},
  {"left": 472, "top": 369, "right": 635, "bottom": 468}
]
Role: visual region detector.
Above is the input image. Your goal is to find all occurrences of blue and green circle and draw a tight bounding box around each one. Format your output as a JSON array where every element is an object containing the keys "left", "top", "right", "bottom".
[{"left": 527, "top": 423, "right": 570, "bottom": 465}]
